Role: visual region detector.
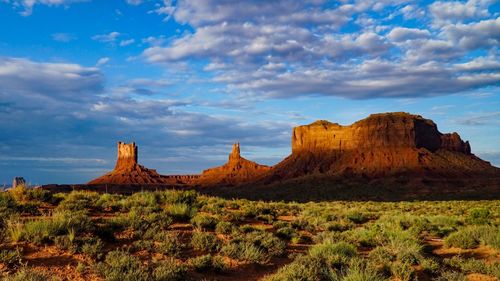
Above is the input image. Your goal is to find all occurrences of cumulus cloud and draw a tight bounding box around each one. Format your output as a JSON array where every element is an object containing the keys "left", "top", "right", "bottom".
[
  {"left": 142, "top": 0, "right": 499, "bottom": 100},
  {"left": 429, "top": 0, "right": 493, "bottom": 26}
]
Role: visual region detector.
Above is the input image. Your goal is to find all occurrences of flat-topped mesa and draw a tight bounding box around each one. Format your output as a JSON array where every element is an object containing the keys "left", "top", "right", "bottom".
[
  {"left": 266, "top": 112, "right": 498, "bottom": 180},
  {"left": 291, "top": 112, "right": 471, "bottom": 155},
  {"left": 196, "top": 143, "right": 271, "bottom": 186}
]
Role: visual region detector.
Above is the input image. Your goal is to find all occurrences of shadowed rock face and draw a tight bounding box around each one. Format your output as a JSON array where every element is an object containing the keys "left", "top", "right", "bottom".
[
  {"left": 195, "top": 143, "right": 271, "bottom": 186},
  {"left": 268, "top": 112, "right": 497, "bottom": 180}
]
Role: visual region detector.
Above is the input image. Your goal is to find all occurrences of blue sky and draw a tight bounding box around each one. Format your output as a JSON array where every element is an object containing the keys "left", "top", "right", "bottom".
[{"left": 0, "top": 0, "right": 499, "bottom": 185}]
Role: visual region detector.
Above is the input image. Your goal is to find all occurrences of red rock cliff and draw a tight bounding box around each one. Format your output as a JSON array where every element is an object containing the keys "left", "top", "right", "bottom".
[{"left": 268, "top": 112, "right": 496, "bottom": 180}]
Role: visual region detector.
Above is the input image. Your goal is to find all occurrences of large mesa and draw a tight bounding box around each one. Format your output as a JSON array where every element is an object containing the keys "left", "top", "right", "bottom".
[{"left": 268, "top": 112, "right": 497, "bottom": 180}]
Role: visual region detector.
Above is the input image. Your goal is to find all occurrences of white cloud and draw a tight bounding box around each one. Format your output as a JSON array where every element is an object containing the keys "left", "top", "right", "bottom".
[
  {"left": 96, "top": 57, "right": 110, "bottom": 67},
  {"left": 8, "top": 0, "right": 89, "bottom": 16},
  {"left": 51, "top": 32, "right": 76, "bottom": 42},
  {"left": 387, "top": 27, "right": 431, "bottom": 42},
  {"left": 119, "top": 38, "right": 135, "bottom": 47},
  {"left": 92, "top": 31, "right": 121, "bottom": 43},
  {"left": 429, "top": 0, "right": 493, "bottom": 26}
]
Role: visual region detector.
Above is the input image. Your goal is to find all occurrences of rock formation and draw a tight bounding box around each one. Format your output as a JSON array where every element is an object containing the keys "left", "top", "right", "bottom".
[
  {"left": 195, "top": 143, "right": 271, "bottom": 186},
  {"left": 12, "top": 177, "right": 26, "bottom": 188},
  {"left": 266, "top": 112, "right": 498, "bottom": 180},
  {"left": 86, "top": 112, "right": 499, "bottom": 190},
  {"left": 88, "top": 142, "right": 170, "bottom": 185}
]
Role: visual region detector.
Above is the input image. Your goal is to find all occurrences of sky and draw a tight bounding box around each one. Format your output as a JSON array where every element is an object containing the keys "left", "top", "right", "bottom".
[{"left": 0, "top": 0, "right": 499, "bottom": 185}]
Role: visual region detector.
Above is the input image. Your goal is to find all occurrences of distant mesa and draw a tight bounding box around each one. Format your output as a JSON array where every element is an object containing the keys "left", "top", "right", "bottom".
[
  {"left": 195, "top": 143, "right": 271, "bottom": 186},
  {"left": 87, "top": 112, "right": 499, "bottom": 189}
]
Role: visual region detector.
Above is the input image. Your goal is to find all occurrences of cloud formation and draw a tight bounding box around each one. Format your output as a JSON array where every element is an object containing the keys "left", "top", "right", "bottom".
[{"left": 144, "top": 0, "right": 499, "bottom": 99}]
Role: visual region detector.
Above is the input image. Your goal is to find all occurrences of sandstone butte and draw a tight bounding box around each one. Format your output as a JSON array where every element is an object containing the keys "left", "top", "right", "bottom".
[{"left": 88, "top": 112, "right": 500, "bottom": 187}]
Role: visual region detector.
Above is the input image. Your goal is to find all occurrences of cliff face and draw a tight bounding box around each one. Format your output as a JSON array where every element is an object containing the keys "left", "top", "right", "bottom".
[
  {"left": 196, "top": 143, "right": 271, "bottom": 186},
  {"left": 269, "top": 112, "right": 496, "bottom": 180},
  {"left": 88, "top": 142, "right": 169, "bottom": 185}
]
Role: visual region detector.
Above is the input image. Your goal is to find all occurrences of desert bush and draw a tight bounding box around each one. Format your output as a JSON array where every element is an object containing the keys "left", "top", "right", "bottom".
[
  {"left": 189, "top": 254, "right": 212, "bottom": 272},
  {"left": 445, "top": 228, "right": 480, "bottom": 249},
  {"left": 96, "top": 250, "right": 149, "bottom": 281},
  {"left": 342, "top": 259, "right": 386, "bottom": 281},
  {"left": 346, "top": 211, "right": 370, "bottom": 224},
  {"left": 215, "top": 221, "right": 234, "bottom": 235},
  {"left": 264, "top": 255, "right": 336, "bottom": 281},
  {"left": 81, "top": 238, "right": 104, "bottom": 260},
  {"left": 221, "top": 240, "right": 267, "bottom": 264},
  {"left": 165, "top": 203, "right": 197, "bottom": 221},
  {"left": 191, "top": 231, "right": 221, "bottom": 252},
  {"left": 0, "top": 249, "right": 22, "bottom": 267},
  {"left": 390, "top": 261, "right": 414, "bottom": 281},
  {"left": 161, "top": 189, "right": 198, "bottom": 205},
  {"left": 444, "top": 256, "right": 500, "bottom": 278},
  {"left": 0, "top": 192, "right": 18, "bottom": 217},
  {"left": 95, "top": 193, "right": 123, "bottom": 211},
  {"left": 191, "top": 213, "right": 218, "bottom": 230},
  {"left": 276, "top": 226, "right": 297, "bottom": 240},
  {"left": 466, "top": 208, "right": 491, "bottom": 225},
  {"left": 5, "top": 267, "right": 51, "bottom": 281},
  {"left": 478, "top": 225, "right": 500, "bottom": 250},
  {"left": 25, "top": 188, "right": 53, "bottom": 203},
  {"left": 156, "top": 232, "right": 183, "bottom": 256},
  {"left": 54, "top": 235, "right": 76, "bottom": 253},
  {"left": 309, "top": 241, "right": 357, "bottom": 267},
  {"left": 152, "top": 257, "right": 188, "bottom": 281},
  {"left": 9, "top": 184, "right": 28, "bottom": 203},
  {"left": 125, "top": 192, "right": 160, "bottom": 211},
  {"left": 57, "top": 191, "right": 99, "bottom": 211},
  {"left": 291, "top": 233, "right": 313, "bottom": 244},
  {"left": 437, "top": 271, "right": 467, "bottom": 281}
]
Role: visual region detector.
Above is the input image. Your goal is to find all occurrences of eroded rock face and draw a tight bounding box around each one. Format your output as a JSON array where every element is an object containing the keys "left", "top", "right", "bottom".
[
  {"left": 269, "top": 112, "right": 497, "bottom": 180},
  {"left": 196, "top": 143, "right": 271, "bottom": 186},
  {"left": 88, "top": 142, "right": 170, "bottom": 185}
]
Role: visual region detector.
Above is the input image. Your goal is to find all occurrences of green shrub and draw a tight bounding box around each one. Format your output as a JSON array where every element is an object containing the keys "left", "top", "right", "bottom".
[
  {"left": 347, "top": 212, "right": 369, "bottom": 224},
  {"left": 191, "top": 232, "right": 221, "bottom": 252},
  {"left": 0, "top": 249, "right": 22, "bottom": 266},
  {"left": 190, "top": 254, "right": 212, "bottom": 272},
  {"left": 165, "top": 203, "right": 197, "bottom": 221},
  {"left": 221, "top": 241, "right": 267, "bottom": 264},
  {"left": 191, "top": 213, "right": 218, "bottom": 230},
  {"left": 152, "top": 257, "right": 187, "bottom": 281},
  {"left": 309, "top": 242, "right": 357, "bottom": 267},
  {"left": 215, "top": 221, "right": 234, "bottom": 235},
  {"left": 445, "top": 229, "right": 479, "bottom": 249},
  {"left": 57, "top": 191, "right": 100, "bottom": 211},
  {"left": 466, "top": 208, "right": 491, "bottom": 225},
  {"left": 390, "top": 261, "right": 414, "bottom": 281},
  {"left": 96, "top": 250, "right": 149, "bottom": 281},
  {"left": 81, "top": 238, "right": 104, "bottom": 260},
  {"left": 5, "top": 267, "right": 51, "bottom": 281},
  {"left": 276, "top": 226, "right": 297, "bottom": 240},
  {"left": 264, "top": 255, "right": 335, "bottom": 281},
  {"left": 156, "top": 232, "right": 183, "bottom": 256},
  {"left": 437, "top": 271, "right": 467, "bottom": 281},
  {"left": 342, "top": 259, "right": 386, "bottom": 281},
  {"left": 161, "top": 190, "right": 198, "bottom": 205}
]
